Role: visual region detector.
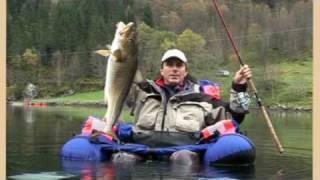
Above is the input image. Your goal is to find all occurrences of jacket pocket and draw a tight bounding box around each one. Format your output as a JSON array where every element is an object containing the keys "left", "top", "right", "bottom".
[
  {"left": 135, "top": 94, "right": 160, "bottom": 130},
  {"left": 174, "top": 102, "right": 211, "bottom": 132}
]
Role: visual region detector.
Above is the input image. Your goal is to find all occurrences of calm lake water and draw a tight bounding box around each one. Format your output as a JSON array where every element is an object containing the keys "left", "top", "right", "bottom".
[{"left": 6, "top": 104, "right": 312, "bottom": 180}]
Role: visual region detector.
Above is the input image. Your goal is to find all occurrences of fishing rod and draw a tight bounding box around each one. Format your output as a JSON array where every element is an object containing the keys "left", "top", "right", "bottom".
[{"left": 212, "top": 0, "right": 284, "bottom": 153}]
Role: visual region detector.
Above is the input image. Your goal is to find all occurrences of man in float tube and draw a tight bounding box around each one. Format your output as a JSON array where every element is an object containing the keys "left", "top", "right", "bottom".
[{"left": 115, "top": 48, "right": 252, "bottom": 165}]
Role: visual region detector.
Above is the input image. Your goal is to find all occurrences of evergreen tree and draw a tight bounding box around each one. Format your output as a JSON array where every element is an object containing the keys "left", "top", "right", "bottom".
[{"left": 143, "top": 3, "right": 154, "bottom": 27}]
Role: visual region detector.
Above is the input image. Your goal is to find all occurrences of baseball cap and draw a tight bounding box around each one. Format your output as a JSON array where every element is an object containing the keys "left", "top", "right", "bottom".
[{"left": 161, "top": 49, "right": 187, "bottom": 63}]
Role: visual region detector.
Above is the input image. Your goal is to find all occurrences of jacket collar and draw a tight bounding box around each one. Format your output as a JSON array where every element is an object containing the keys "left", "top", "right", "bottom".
[{"left": 154, "top": 77, "right": 185, "bottom": 91}]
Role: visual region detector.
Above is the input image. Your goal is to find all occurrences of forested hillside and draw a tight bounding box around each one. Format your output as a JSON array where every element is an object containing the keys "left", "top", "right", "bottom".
[{"left": 7, "top": 0, "right": 312, "bottom": 106}]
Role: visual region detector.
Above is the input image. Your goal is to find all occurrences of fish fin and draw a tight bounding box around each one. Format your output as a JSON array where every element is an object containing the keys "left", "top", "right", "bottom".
[{"left": 95, "top": 50, "right": 111, "bottom": 57}]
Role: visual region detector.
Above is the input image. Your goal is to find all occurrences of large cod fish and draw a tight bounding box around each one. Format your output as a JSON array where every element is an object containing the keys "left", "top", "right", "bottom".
[{"left": 101, "top": 22, "right": 138, "bottom": 136}]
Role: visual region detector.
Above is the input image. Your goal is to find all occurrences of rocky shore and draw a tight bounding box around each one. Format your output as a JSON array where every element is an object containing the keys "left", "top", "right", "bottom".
[
  {"left": 9, "top": 100, "right": 105, "bottom": 107},
  {"left": 8, "top": 100, "right": 312, "bottom": 112},
  {"left": 260, "top": 104, "right": 311, "bottom": 112}
]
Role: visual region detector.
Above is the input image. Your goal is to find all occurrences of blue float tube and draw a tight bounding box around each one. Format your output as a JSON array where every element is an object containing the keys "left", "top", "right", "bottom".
[
  {"left": 61, "top": 133, "right": 255, "bottom": 165},
  {"left": 61, "top": 136, "right": 111, "bottom": 161},
  {"left": 204, "top": 134, "right": 255, "bottom": 166}
]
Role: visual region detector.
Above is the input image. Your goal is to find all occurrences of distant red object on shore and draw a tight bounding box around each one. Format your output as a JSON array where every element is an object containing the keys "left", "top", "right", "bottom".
[
  {"left": 30, "top": 102, "right": 48, "bottom": 107},
  {"left": 24, "top": 99, "right": 48, "bottom": 107}
]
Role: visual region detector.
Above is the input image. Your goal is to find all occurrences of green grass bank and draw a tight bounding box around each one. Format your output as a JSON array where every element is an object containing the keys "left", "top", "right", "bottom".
[{"left": 34, "top": 60, "right": 312, "bottom": 110}]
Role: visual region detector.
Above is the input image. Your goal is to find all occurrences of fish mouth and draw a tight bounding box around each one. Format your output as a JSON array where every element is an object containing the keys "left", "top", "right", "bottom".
[{"left": 120, "top": 22, "right": 135, "bottom": 38}]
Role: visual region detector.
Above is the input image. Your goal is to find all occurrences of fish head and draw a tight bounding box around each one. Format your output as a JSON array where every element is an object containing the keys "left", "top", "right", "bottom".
[{"left": 111, "top": 22, "right": 136, "bottom": 58}]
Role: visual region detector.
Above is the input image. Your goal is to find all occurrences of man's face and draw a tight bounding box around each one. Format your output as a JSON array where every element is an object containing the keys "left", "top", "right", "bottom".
[{"left": 160, "top": 58, "right": 188, "bottom": 86}]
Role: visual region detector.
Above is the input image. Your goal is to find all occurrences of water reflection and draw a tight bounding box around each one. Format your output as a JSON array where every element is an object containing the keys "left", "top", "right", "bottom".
[
  {"left": 61, "top": 159, "right": 257, "bottom": 180},
  {"left": 24, "top": 107, "right": 34, "bottom": 124},
  {"left": 6, "top": 105, "right": 312, "bottom": 179}
]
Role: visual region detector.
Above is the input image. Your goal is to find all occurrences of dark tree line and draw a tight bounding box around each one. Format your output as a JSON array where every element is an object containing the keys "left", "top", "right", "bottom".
[{"left": 7, "top": 0, "right": 312, "bottom": 100}]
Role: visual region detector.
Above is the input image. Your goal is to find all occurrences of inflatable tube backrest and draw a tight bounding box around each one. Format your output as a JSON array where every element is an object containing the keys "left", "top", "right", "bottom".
[{"left": 198, "top": 79, "right": 221, "bottom": 100}]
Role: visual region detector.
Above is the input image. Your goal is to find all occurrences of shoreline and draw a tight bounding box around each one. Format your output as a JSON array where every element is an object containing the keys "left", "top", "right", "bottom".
[{"left": 8, "top": 100, "right": 312, "bottom": 112}]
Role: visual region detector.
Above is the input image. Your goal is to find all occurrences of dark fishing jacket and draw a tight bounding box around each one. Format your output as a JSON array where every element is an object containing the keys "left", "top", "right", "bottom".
[{"left": 130, "top": 78, "right": 250, "bottom": 147}]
